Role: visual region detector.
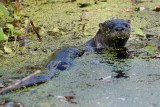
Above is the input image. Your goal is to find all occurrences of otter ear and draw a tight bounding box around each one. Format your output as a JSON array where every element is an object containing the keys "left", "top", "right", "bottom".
[
  {"left": 126, "top": 20, "right": 131, "bottom": 24},
  {"left": 99, "top": 23, "right": 104, "bottom": 30}
]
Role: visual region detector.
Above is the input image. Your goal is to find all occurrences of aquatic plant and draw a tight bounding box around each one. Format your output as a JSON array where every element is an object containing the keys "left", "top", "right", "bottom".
[{"left": 0, "top": 1, "right": 41, "bottom": 54}]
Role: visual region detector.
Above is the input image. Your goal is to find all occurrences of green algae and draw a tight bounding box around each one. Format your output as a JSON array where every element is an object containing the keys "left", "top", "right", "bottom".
[{"left": 1, "top": 0, "right": 160, "bottom": 106}]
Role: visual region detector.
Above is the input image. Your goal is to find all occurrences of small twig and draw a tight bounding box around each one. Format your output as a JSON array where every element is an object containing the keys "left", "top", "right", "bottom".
[
  {"left": 20, "top": 19, "right": 42, "bottom": 46},
  {"left": 30, "top": 20, "right": 42, "bottom": 40},
  {"left": 99, "top": 75, "right": 112, "bottom": 81},
  {"left": 20, "top": 19, "right": 31, "bottom": 46},
  {"left": 15, "top": 0, "right": 21, "bottom": 15}
]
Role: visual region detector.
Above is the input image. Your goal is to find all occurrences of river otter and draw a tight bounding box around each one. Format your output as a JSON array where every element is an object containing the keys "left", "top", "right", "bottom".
[
  {"left": 0, "top": 19, "right": 131, "bottom": 95},
  {"left": 85, "top": 19, "right": 130, "bottom": 51}
]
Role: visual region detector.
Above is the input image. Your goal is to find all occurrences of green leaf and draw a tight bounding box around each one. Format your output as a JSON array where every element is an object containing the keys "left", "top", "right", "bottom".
[
  {"left": 14, "top": 30, "right": 22, "bottom": 36},
  {"left": 134, "top": 28, "right": 143, "bottom": 36},
  {"left": 146, "top": 44, "right": 155, "bottom": 55},
  {"left": 0, "top": 3, "right": 9, "bottom": 19},
  {"left": 6, "top": 24, "right": 14, "bottom": 35},
  {"left": 0, "top": 28, "right": 5, "bottom": 41},
  {"left": 4, "top": 46, "right": 12, "bottom": 53},
  {"left": 14, "top": 13, "right": 20, "bottom": 20},
  {"left": 53, "top": 28, "right": 60, "bottom": 33}
]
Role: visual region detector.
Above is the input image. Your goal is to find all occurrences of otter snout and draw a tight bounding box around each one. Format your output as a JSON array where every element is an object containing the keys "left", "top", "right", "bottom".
[{"left": 114, "top": 27, "right": 125, "bottom": 32}]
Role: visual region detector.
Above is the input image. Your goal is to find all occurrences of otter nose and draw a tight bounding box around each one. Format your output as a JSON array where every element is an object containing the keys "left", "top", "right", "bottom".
[{"left": 115, "top": 27, "right": 125, "bottom": 32}]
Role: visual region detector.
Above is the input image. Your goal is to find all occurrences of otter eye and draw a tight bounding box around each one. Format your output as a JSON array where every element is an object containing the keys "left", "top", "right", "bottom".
[
  {"left": 108, "top": 25, "right": 112, "bottom": 29},
  {"left": 124, "top": 24, "right": 129, "bottom": 28}
]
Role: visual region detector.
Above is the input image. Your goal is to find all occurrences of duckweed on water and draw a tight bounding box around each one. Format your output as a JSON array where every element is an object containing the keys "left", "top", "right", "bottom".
[{"left": 1, "top": 0, "right": 160, "bottom": 107}]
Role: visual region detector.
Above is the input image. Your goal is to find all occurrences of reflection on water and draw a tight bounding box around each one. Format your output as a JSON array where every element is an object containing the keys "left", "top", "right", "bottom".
[
  {"left": 99, "top": 47, "right": 131, "bottom": 79},
  {"left": 113, "top": 70, "right": 129, "bottom": 79}
]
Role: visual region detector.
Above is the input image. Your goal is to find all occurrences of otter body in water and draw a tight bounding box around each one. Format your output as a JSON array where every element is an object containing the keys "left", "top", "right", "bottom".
[
  {"left": 46, "top": 47, "right": 82, "bottom": 71},
  {"left": 0, "top": 19, "right": 131, "bottom": 95}
]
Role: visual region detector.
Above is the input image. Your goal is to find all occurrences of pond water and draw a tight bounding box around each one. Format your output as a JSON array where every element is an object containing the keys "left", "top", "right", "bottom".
[
  {"left": 1, "top": 50, "right": 160, "bottom": 107},
  {"left": 1, "top": 0, "right": 160, "bottom": 106}
]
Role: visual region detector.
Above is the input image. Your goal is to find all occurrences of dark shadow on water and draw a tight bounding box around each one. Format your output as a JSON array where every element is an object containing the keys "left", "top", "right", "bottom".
[
  {"left": 113, "top": 47, "right": 130, "bottom": 59},
  {"left": 113, "top": 70, "right": 129, "bottom": 79},
  {"left": 98, "top": 47, "right": 131, "bottom": 79},
  {"left": 96, "top": 47, "right": 130, "bottom": 59}
]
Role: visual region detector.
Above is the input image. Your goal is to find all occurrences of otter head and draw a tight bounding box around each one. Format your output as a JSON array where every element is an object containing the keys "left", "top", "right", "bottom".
[{"left": 99, "top": 19, "right": 130, "bottom": 48}]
